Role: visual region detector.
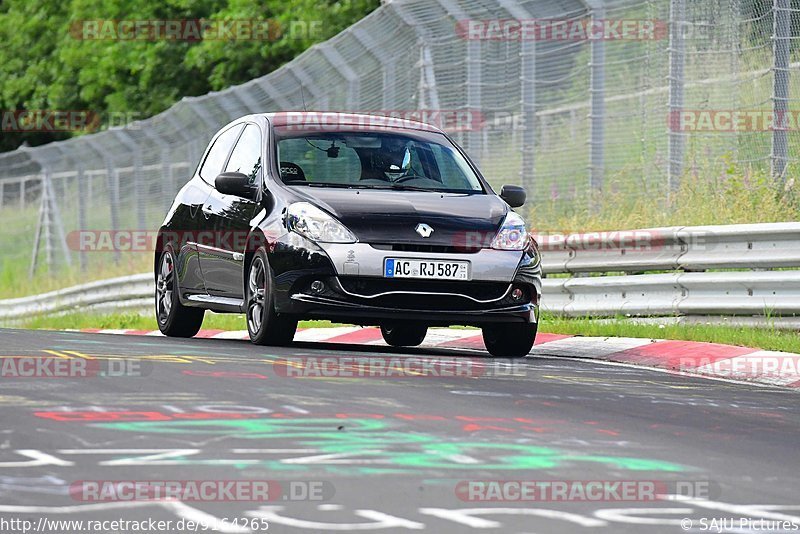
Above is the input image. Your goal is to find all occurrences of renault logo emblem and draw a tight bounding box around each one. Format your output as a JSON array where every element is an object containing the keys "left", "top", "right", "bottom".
[{"left": 415, "top": 223, "right": 434, "bottom": 238}]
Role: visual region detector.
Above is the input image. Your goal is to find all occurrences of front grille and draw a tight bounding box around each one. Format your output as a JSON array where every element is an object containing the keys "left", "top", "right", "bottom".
[
  {"left": 370, "top": 243, "right": 480, "bottom": 254},
  {"left": 367, "top": 293, "right": 490, "bottom": 310},
  {"left": 337, "top": 277, "right": 509, "bottom": 301}
]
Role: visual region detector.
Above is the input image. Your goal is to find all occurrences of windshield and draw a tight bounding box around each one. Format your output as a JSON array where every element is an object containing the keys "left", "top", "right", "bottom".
[{"left": 275, "top": 131, "right": 485, "bottom": 193}]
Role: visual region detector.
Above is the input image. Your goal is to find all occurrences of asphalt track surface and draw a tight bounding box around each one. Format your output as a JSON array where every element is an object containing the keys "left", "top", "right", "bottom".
[{"left": 0, "top": 327, "right": 798, "bottom": 533}]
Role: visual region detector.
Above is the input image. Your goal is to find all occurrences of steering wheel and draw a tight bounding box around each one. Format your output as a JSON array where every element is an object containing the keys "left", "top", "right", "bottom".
[{"left": 391, "top": 170, "right": 427, "bottom": 183}]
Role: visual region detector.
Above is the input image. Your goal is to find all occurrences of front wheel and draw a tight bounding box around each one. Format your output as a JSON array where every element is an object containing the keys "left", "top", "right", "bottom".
[
  {"left": 246, "top": 248, "right": 297, "bottom": 346},
  {"left": 155, "top": 247, "right": 204, "bottom": 337},
  {"left": 482, "top": 323, "right": 537, "bottom": 358},
  {"left": 380, "top": 323, "right": 428, "bottom": 347}
]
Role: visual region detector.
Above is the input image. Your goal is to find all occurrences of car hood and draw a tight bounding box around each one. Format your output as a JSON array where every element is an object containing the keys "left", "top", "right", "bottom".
[{"left": 289, "top": 187, "right": 508, "bottom": 247}]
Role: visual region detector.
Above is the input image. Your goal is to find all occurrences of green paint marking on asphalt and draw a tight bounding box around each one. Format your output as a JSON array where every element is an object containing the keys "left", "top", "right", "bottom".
[{"left": 97, "top": 417, "right": 687, "bottom": 473}]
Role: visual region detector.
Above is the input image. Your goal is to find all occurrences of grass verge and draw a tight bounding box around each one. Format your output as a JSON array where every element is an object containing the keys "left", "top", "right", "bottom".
[
  {"left": 19, "top": 312, "right": 345, "bottom": 332},
  {"left": 542, "top": 315, "right": 800, "bottom": 354},
  {"left": 16, "top": 312, "right": 800, "bottom": 354}
]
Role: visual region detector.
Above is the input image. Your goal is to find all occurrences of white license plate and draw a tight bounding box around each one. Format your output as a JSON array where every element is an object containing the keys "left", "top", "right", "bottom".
[{"left": 384, "top": 258, "right": 470, "bottom": 280}]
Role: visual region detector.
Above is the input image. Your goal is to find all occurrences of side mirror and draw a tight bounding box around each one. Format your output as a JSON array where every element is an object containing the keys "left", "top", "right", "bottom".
[
  {"left": 215, "top": 172, "right": 255, "bottom": 199},
  {"left": 499, "top": 184, "right": 526, "bottom": 208}
]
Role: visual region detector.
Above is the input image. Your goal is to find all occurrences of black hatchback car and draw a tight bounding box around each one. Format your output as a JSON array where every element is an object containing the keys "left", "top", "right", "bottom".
[{"left": 155, "top": 112, "right": 541, "bottom": 357}]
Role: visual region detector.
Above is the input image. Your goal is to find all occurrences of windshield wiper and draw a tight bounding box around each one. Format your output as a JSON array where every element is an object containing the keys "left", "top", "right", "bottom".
[{"left": 295, "top": 182, "right": 373, "bottom": 189}]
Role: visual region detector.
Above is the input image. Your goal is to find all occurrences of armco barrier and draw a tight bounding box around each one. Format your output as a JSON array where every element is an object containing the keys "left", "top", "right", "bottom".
[
  {"left": 0, "top": 274, "right": 152, "bottom": 322},
  {"left": 1, "top": 222, "right": 798, "bottom": 323},
  {"left": 537, "top": 222, "right": 800, "bottom": 274}
]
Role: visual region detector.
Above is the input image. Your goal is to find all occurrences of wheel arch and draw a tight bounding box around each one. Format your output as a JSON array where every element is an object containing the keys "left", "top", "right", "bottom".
[
  {"left": 243, "top": 227, "right": 269, "bottom": 296},
  {"left": 154, "top": 226, "right": 170, "bottom": 277}
]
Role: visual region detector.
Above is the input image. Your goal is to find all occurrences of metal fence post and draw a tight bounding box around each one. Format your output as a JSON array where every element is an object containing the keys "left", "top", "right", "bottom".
[
  {"left": 520, "top": 38, "right": 536, "bottom": 192},
  {"left": 76, "top": 164, "right": 88, "bottom": 272},
  {"left": 134, "top": 155, "right": 145, "bottom": 230},
  {"left": 668, "top": 0, "right": 686, "bottom": 195},
  {"left": 112, "top": 130, "right": 146, "bottom": 230},
  {"left": 587, "top": 0, "right": 606, "bottom": 194},
  {"left": 418, "top": 45, "right": 441, "bottom": 111},
  {"left": 497, "top": 0, "right": 536, "bottom": 190},
  {"left": 319, "top": 44, "right": 360, "bottom": 110},
  {"left": 29, "top": 168, "right": 72, "bottom": 275},
  {"left": 466, "top": 39, "right": 482, "bottom": 166},
  {"left": 772, "top": 0, "right": 790, "bottom": 181},
  {"left": 87, "top": 138, "right": 121, "bottom": 264},
  {"left": 352, "top": 28, "right": 396, "bottom": 110}
]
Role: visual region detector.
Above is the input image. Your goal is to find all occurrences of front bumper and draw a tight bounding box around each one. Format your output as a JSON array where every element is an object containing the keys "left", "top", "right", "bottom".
[{"left": 270, "top": 236, "right": 541, "bottom": 327}]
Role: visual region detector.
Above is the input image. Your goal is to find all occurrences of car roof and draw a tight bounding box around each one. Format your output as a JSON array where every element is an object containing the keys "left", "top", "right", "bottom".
[{"left": 257, "top": 111, "right": 447, "bottom": 134}]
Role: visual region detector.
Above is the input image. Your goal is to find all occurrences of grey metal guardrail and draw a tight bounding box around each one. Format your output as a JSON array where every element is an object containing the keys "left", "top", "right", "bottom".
[
  {"left": 1, "top": 222, "right": 798, "bottom": 325},
  {"left": 537, "top": 222, "right": 800, "bottom": 274},
  {"left": 0, "top": 274, "right": 153, "bottom": 323}
]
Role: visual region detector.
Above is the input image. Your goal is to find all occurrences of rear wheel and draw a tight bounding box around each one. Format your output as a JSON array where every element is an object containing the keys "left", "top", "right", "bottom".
[
  {"left": 246, "top": 248, "right": 297, "bottom": 346},
  {"left": 482, "top": 323, "right": 537, "bottom": 358},
  {"left": 380, "top": 323, "right": 428, "bottom": 347},
  {"left": 155, "top": 247, "right": 204, "bottom": 337}
]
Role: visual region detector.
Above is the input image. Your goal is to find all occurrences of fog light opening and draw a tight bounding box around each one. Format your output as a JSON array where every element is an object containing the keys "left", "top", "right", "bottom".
[
  {"left": 511, "top": 287, "right": 524, "bottom": 301},
  {"left": 311, "top": 280, "right": 325, "bottom": 294}
]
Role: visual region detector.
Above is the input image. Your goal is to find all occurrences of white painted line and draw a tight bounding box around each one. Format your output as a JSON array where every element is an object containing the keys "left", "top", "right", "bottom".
[
  {"left": 96, "top": 329, "right": 135, "bottom": 335},
  {"left": 424, "top": 328, "right": 481, "bottom": 345},
  {"left": 294, "top": 326, "right": 362, "bottom": 342},
  {"left": 529, "top": 336, "right": 656, "bottom": 359},
  {"left": 210, "top": 330, "right": 249, "bottom": 340}
]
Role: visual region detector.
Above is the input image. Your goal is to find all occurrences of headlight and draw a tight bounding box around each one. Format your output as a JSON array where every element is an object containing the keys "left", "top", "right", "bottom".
[
  {"left": 286, "top": 202, "right": 356, "bottom": 243},
  {"left": 491, "top": 211, "right": 529, "bottom": 250}
]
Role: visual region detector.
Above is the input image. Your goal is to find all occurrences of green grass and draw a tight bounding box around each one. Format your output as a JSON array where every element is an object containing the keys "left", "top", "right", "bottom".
[
  {"left": 20, "top": 312, "right": 345, "bottom": 332},
  {"left": 542, "top": 315, "right": 800, "bottom": 354},
  {"left": 3, "top": 162, "right": 796, "bottom": 300},
  {"left": 527, "top": 161, "right": 800, "bottom": 232},
  {"left": 18, "top": 311, "right": 800, "bottom": 354}
]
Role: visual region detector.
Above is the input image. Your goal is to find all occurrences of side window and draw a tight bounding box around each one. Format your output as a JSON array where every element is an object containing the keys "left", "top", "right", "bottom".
[
  {"left": 199, "top": 124, "right": 243, "bottom": 182},
  {"left": 225, "top": 124, "right": 262, "bottom": 185}
]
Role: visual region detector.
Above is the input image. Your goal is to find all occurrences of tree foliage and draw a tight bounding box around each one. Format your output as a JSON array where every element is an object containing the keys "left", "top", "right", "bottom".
[{"left": 0, "top": 0, "right": 379, "bottom": 152}]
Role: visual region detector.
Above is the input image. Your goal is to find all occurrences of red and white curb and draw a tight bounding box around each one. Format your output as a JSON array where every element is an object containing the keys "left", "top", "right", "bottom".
[{"left": 74, "top": 327, "right": 800, "bottom": 389}]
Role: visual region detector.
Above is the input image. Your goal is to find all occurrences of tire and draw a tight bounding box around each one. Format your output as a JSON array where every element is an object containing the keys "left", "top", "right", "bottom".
[
  {"left": 380, "top": 323, "right": 428, "bottom": 347},
  {"left": 155, "top": 246, "right": 204, "bottom": 337},
  {"left": 482, "top": 323, "right": 538, "bottom": 358},
  {"left": 246, "top": 247, "right": 297, "bottom": 346}
]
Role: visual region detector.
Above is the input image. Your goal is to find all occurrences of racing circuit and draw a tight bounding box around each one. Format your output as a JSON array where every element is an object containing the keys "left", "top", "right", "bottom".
[
  {"left": 2, "top": 0, "right": 800, "bottom": 532},
  {"left": 0, "top": 327, "right": 798, "bottom": 533}
]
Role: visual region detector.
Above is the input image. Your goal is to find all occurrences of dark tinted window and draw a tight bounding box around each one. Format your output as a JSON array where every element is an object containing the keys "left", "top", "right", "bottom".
[
  {"left": 224, "top": 124, "right": 262, "bottom": 185},
  {"left": 199, "top": 124, "right": 243, "bottom": 181}
]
